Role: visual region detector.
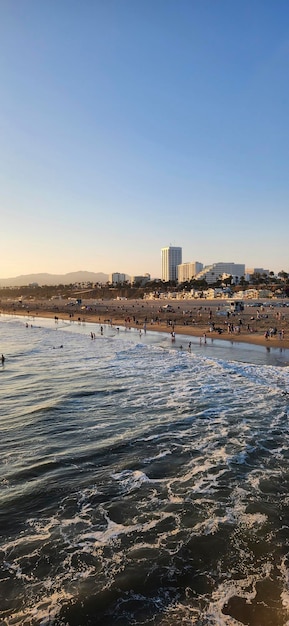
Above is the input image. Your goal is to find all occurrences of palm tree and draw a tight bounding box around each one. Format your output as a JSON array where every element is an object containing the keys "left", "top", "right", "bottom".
[{"left": 278, "top": 271, "right": 289, "bottom": 282}]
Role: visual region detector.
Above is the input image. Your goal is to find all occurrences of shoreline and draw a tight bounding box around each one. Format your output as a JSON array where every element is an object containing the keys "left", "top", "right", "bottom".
[{"left": 2, "top": 298, "right": 289, "bottom": 352}]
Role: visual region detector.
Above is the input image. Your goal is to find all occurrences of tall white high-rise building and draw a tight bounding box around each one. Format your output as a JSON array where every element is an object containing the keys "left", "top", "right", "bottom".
[{"left": 161, "top": 246, "right": 182, "bottom": 282}]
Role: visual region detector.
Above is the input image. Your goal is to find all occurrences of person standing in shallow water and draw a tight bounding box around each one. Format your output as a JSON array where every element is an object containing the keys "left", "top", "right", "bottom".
[{"left": 1, "top": 354, "right": 5, "bottom": 364}]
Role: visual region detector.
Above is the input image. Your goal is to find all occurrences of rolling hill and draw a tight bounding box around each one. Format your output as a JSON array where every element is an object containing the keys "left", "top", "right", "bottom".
[{"left": 0, "top": 271, "right": 109, "bottom": 287}]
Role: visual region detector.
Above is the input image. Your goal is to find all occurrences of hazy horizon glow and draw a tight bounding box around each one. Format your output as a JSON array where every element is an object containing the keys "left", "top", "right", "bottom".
[{"left": 1, "top": 1, "right": 289, "bottom": 279}]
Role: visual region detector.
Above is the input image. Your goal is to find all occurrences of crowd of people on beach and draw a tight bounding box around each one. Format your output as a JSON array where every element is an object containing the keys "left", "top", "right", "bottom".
[
  {"left": 264, "top": 328, "right": 285, "bottom": 340},
  {"left": 1, "top": 297, "right": 289, "bottom": 350}
]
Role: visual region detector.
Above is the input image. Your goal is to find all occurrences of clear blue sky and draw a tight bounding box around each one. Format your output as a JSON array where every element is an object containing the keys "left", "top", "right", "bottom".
[{"left": 1, "top": 0, "right": 288, "bottom": 278}]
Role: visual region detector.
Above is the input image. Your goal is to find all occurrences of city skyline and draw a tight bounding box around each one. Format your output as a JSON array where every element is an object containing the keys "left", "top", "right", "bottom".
[
  {"left": 1, "top": 1, "right": 289, "bottom": 279},
  {"left": 0, "top": 256, "right": 286, "bottom": 287}
]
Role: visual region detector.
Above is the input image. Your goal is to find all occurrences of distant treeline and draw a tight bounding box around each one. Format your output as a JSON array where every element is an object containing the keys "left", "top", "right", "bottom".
[{"left": 0, "top": 275, "right": 288, "bottom": 301}]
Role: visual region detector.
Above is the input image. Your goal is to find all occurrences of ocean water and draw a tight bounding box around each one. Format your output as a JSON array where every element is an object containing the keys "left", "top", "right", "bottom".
[{"left": 1, "top": 314, "right": 289, "bottom": 626}]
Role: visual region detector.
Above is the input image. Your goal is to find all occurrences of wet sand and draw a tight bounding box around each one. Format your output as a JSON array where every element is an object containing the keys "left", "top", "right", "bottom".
[{"left": 2, "top": 298, "right": 289, "bottom": 350}]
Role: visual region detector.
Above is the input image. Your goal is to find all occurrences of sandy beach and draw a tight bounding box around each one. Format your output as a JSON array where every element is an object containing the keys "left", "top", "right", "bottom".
[{"left": 1, "top": 297, "right": 289, "bottom": 351}]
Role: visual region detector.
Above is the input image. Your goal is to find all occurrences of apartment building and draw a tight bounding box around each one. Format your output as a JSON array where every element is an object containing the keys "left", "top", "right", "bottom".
[
  {"left": 161, "top": 246, "right": 182, "bottom": 282},
  {"left": 194, "top": 262, "right": 245, "bottom": 285},
  {"left": 109, "top": 273, "right": 126, "bottom": 285},
  {"left": 177, "top": 261, "right": 203, "bottom": 283}
]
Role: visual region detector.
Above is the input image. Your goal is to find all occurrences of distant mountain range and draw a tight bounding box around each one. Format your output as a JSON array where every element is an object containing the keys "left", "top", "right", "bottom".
[{"left": 0, "top": 271, "right": 109, "bottom": 287}]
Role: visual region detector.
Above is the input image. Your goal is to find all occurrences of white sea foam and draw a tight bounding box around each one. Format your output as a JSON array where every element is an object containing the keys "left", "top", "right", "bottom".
[
  {"left": 204, "top": 563, "right": 273, "bottom": 624},
  {"left": 80, "top": 518, "right": 140, "bottom": 547}
]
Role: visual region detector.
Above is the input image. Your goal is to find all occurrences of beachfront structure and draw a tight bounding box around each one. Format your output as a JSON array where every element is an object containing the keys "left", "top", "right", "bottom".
[
  {"left": 109, "top": 272, "right": 126, "bottom": 285},
  {"left": 161, "top": 246, "right": 182, "bottom": 282},
  {"left": 194, "top": 262, "right": 245, "bottom": 285},
  {"left": 177, "top": 261, "right": 203, "bottom": 283}
]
